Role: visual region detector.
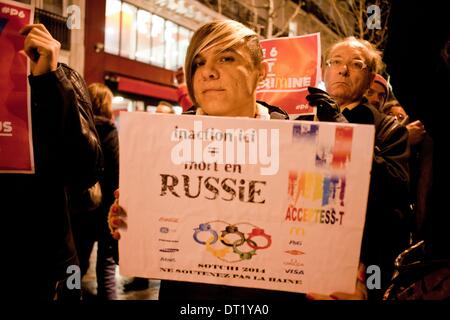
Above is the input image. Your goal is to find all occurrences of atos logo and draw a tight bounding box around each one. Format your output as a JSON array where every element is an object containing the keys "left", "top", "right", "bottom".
[{"left": 0, "top": 121, "right": 13, "bottom": 136}]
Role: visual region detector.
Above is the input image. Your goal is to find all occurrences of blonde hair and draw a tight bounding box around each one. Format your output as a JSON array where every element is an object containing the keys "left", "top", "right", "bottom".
[
  {"left": 326, "top": 36, "right": 384, "bottom": 74},
  {"left": 185, "top": 20, "right": 262, "bottom": 107},
  {"left": 88, "top": 83, "right": 113, "bottom": 119}
]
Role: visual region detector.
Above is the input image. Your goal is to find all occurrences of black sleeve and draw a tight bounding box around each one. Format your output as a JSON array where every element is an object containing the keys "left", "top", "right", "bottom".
[
  {"left": 28, "top": 64, "right": 103, "bottom": 190},
  {"left": 100, "top": 124, "right": 119, "bottom": 207},
  {"left": 372, "top": 120, "right": 410, "bottom": 198},
  {"left": 360, "top": 121, "right": 411, "bottom": 298}
]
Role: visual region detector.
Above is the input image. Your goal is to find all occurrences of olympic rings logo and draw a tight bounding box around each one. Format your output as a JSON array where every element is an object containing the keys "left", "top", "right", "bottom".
[{"left": 193, "top": 221, "right": 272, "bottom": 262}]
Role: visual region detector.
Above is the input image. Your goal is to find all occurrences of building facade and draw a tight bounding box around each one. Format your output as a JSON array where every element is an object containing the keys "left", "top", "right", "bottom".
[
  {"left": 16, "top": 0, "right": 339, "bottom": 113},
  {"left": 84, "top": 0, "right": 229, "bottom": 112},
  {"left": 14, "top": 0, "right": 86, "bottom": 75}
]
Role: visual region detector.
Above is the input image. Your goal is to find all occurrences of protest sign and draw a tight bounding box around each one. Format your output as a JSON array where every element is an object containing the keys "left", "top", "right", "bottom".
[
  {"left": 118, "top": 113, "right": 374, "bottom": 294},
  {"left": 256, "top": 33, "right": 321, "bottom": 119}
]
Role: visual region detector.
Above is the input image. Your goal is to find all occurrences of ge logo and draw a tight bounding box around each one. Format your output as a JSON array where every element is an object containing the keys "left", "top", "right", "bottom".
[
  {"left": 160, "top": 227, "right": 175, "bottom": 233},
  {"left": 366, "top": 5, "right": 381, "bottom": 30},
  {"left": 66, "top": 5, "right": 80, "bottom": 30},
  {"left": 160, "top": 227, "right": 170, "bottom": 233}
]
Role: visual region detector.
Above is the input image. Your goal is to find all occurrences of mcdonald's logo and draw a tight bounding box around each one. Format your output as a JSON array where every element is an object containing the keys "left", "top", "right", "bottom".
[{"left": 289, "top": 227, "right": 305, "bottom": 236}]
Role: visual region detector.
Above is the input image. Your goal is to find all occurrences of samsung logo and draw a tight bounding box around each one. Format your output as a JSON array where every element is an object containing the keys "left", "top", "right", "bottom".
[{"left": 160, "top": 227, "right": 176, "bottom": 233}]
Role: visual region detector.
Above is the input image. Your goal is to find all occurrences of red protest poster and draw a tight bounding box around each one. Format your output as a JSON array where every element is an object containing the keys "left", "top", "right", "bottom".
[
  {"left": 0, "top": 0, "right": 34, "bottom": 173},
  {"left": 256, "top": 33, "right": 321, "bottom": 119}
]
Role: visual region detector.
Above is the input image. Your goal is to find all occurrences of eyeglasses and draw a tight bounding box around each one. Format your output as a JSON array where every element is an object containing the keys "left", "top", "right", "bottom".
[
  {"left": 325, "top": 58, "right": 368, "bottom": 71},
  {"left": 387, "top": 111, "right": 407, "bottom": 122}
]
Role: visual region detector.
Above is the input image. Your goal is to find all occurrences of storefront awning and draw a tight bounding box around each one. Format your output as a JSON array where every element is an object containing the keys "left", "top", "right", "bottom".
[{"left": 117, "top": 76, "right": 178, "bottom": 102}]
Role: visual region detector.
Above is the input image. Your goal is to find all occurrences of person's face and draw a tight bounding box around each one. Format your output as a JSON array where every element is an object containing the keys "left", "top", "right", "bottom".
[
  {"left": 324, "top": 44, "right": 372, "bottom": 105},
  {"left": 386, "top": 106, "right": 407, "bottom": 123},
  {"left": 156, "top": 105, "right": 173, "bottom": 114},
  {"left": 365, "top": 81, "right": 387, "bottom": 110},
  {"left": 192, "top": 42, "right": 265, "bottom": 117},
  {"left": 175, "top": 67, "right": 184, "bottom": 84}
]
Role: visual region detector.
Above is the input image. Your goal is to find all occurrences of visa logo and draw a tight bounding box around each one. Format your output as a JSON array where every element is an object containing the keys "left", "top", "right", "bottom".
[{"left": 285, "top": 269, "right": 304, "bottom": 275}]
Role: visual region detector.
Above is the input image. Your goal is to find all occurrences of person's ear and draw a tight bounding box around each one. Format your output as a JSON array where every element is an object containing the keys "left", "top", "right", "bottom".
[{"left": 258, "top": 61, "right": 268, "bottom": 85}]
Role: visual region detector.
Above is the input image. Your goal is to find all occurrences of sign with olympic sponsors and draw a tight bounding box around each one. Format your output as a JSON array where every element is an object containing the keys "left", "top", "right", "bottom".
[
  {"left": 118, "top": 112, "right": 374, "bottom": 295},
  {"left": 256, "top": 33, "right": 321, "bottom": 119},
  {"left": 0, "top": 0, "right": 34, "bottom": 173}
]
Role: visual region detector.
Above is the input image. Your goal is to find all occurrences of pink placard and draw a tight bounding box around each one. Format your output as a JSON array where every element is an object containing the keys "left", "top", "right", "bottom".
[
  {"left": 256, "top": 33, "right": 321, "bottom": 119},
  {"left": 0, "top": 0, "right": 34, "bottom": 173}
]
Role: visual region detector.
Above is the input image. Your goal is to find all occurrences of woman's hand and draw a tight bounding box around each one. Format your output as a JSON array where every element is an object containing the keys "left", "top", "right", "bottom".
[
  {"left": 406, "top": 120, "right": 426, "bottom": 145},
  {"left": 108, "top": 189, "right": 128, "bottom": 240},
  {"left": 20, "top": 24, "right": 60, "bottom": 76}
]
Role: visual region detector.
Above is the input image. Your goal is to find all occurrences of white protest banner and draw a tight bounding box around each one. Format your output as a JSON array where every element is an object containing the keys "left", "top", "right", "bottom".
[
  {"left": 256, "top": 34, "right": 321, "bottom": 119},
  {"left": 0, "top": 0, "right": 34, "bottom": 173},
  {"left": 118, "top": 112, "right": 374, "bottom": 295}
]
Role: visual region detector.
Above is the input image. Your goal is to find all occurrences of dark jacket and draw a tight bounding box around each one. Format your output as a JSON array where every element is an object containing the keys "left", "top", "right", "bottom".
[
  {"left": 94, "top": 116, "right": 119, "bottom": 212},
  {"left": 94, "top": 116, "right": 119, "bottom": 263},
  {"left": 70, "top": 116, "right": 119, "bottom": 272},
  {"left": 384, "top": 0, "right": 450, "bottom": 260},
  {"left": 1, "top": 64, "right": 102, "bottom": 292},
  {"left": 159, "top": 102, "right": 304, "bottom": 301},
  {"left": 300, "top": 101, "right": 411, "bottom": 299},
  {"left": 409, "top": 133, "right": 433, "bottom": 240}
]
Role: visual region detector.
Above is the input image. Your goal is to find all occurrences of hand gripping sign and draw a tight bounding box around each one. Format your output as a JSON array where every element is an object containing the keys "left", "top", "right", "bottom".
[{"left": 118, "top": 113, "right": 374, "bottom": 295}]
